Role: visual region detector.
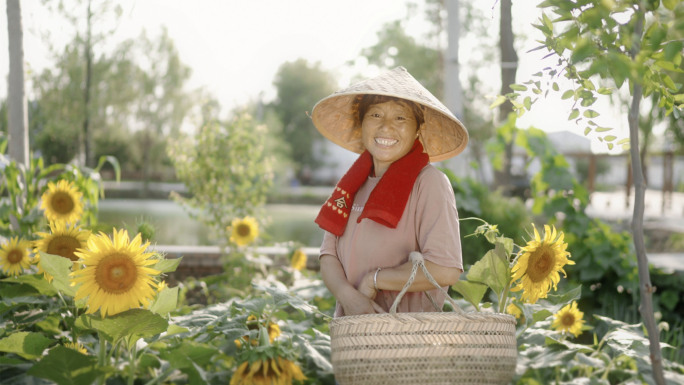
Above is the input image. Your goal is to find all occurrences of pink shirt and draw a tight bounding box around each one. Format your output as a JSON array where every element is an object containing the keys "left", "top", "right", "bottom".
[{"left": 320, "top": 164, "right": 463, "bottom": 317}]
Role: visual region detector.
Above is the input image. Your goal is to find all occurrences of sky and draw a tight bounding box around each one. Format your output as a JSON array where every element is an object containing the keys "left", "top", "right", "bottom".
[{"left": 1, "top": 0, "right": 630, "bottom": 153}]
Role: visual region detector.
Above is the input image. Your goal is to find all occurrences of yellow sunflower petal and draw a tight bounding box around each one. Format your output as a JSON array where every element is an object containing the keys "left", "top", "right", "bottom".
[
  {"left": 0, "top": 237, "right": 33, "bottom": 277},
  {"left": 511, "top": 224, "right": 573, "bottom": 304},
  {"left": 70, "top": 229, "right": 161, "bottom": 317},
  {"left": 552, "top": 301, "right": 585, "bottom": 337},
  {"left": 229, "top": 216, "right": 259, "bottom": 247},
  {"left": 40, "top": 180, "right": 84, "bottom": 224}
]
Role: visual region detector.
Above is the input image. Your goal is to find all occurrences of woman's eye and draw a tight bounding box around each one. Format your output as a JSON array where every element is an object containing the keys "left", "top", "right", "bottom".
[
  {"left": 396, "top": 116, "right": 407, "bottom": 121},
  {"left": 369, "top": 113, "right": 381, "bottom": 118}
]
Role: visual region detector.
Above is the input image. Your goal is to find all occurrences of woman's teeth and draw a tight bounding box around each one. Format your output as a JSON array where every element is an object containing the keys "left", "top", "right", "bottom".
[{"left": 375, "top": 138, "right": 398, "bottom": 146}]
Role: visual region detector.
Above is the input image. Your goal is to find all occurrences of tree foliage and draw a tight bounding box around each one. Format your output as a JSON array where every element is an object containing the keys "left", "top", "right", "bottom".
[
  {"left": 167, "top": 111, "right": 273, "bottom": 246},
  {"left": 30, "top": 28, "right": 201, "bottom": 181},
  {"left": 497, "top": 0, "right": 684, "bottom": 151},
  {"left": 270, "top": 59, "right": 337, "bottom": 184}
]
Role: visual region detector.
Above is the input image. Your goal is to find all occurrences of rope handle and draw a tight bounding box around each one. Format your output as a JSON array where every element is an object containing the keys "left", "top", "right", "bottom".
[{"left": 389, "top": 251, "right": 464, "bottom": 314}]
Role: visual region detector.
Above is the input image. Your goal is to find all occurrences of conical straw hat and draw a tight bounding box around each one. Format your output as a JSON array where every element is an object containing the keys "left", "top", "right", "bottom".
[{"left": 311, "top": 66, "right": 468, "bottom": 162}]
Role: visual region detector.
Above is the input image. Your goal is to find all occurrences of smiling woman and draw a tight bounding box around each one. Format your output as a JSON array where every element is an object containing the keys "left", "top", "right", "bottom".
[{"left": 311, "top": 66, "right": 469, "bottom": 318}]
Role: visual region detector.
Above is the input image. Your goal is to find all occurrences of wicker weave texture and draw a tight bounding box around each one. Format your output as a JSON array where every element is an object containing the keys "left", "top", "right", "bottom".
[{"left": 330, "top": 312, "right": 517, "bottom": 385}]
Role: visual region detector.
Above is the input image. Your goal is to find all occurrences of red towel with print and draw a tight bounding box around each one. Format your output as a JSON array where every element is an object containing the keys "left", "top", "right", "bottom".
[{"left": 315, "top": 139, "right": 429, "bottom": 236}]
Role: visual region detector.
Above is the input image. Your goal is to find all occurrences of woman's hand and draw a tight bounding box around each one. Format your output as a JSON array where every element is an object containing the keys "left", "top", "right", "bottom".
[
  {"left": 320, "top": 254, "right": 386, "bottom": 316},
  {"left": 358, "top": 270, "right": 378, "bottom": 299},
  {"left": 338, "top": 286, "right": 386, "bottom": 316}
]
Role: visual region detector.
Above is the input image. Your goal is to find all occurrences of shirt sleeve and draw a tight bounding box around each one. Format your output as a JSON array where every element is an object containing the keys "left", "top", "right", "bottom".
[
  {"left": 319, "top": 230, "right": 338, "bottom": 259},
  {"left": 413, "top": 167, "right": 463, "bottom": 270}
]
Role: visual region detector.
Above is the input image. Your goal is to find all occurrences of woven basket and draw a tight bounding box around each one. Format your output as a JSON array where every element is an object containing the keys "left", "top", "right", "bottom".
[{"left": 330, "top": 252, "right": 517, "bottom": 385}]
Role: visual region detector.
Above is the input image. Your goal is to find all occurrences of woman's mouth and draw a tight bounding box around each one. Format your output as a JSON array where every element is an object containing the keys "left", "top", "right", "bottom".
[{"left": 375, "top": 137, "right": 398, "bottom": 147}]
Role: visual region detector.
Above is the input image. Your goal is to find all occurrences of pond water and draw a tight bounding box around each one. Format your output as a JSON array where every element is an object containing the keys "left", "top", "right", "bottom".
[{"left": 98, "top": 199, "right": 325, "bottom": 247}]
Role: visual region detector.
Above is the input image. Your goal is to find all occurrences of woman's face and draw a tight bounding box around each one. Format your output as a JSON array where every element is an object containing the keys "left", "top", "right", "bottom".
[{"left": 361, "top": 100, "right": 419, "bottom": 177}]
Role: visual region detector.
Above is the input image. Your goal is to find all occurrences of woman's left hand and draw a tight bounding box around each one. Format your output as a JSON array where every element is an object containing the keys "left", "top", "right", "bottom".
[{"left": 358, "top": 271, "right": 378, "bottom": 299}]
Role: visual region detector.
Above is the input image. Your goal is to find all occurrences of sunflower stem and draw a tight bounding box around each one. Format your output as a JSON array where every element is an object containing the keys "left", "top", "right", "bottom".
[
  {"left": 97, "top": 332, "right": 107, "bottom": 385},
  {"left": 127, "top": 340, "right": 137, "bottom": 385}
]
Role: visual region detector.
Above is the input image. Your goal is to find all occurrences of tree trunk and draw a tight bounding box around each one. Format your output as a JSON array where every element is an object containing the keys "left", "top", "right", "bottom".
[
  {"left": 82, "top": 0, "right": 94, "bottom": 167},
  {"left": 628, "top": 8, "right": 665, "bottom": 385},
  {"left": 497, "top": 0, "right": 518, "bottom": 193},
  {"left": 6, "top": 0, "right": 29, "bottom": 166}
]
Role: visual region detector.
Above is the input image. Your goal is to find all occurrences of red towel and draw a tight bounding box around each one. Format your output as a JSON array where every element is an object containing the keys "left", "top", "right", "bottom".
[{"left": 315, "top": 139, "right": 429, "bottom": 236}]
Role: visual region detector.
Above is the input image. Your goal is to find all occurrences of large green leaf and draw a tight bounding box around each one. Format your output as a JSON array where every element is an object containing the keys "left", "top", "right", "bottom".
[
  {"left": 451, "top": 281, "right": 488, "bottom": 310},
  {"left": 39, "top": 251, "right": 76, "bottom": 297},
  {"left": 26, "top": 346, "right": 106, "bottom": 385},
  {"left": 0, "top": 332, "right": 53, "bottom": 359},
  {"left": 149, "top": 286, "right": 179, "bottom": 315},
  {"left": 77, "top": 309, "right": 168, "bottom": 348},
  {"left": 1, "top": 274, "right": 57, "bottom": 296},
  {"left": 465, "top": 249, "right": 510, "bottom": 296},
  {"left": 152, "top": 257, "right": 182, "bottom": 273}
]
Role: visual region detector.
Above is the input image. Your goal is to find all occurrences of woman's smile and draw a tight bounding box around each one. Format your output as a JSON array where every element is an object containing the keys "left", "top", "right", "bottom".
[{"left": 361, "top": 100, "right": 420, "bottom": 176}]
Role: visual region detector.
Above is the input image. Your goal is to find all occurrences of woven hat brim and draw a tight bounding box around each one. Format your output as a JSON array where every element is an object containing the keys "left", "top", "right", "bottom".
[{"left": 311, "top": 67, "right": 468, "bottom": 162}]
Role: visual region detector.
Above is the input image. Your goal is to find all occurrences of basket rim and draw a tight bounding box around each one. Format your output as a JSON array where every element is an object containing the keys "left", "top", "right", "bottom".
[{"left": 330, "top": 311, "right": 517, "bottom": 325}]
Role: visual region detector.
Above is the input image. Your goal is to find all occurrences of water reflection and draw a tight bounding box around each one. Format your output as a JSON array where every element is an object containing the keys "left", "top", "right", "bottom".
[{"left": 98, "top": 199, "right": 324, "bottom": 247}]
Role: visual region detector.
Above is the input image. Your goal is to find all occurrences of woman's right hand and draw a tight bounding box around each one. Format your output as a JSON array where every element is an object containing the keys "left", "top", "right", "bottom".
[{"left": 338, "top": 287, "right": 386, "bottom": 316}]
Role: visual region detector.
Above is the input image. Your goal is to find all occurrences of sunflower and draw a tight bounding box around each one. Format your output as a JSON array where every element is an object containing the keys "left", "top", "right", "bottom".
[
  {"left": 506, "top": 303, "right": 522, "bottom": 320},
  {"left": 290, "top": 249, "right": 307, "bottom": 271},
  {"left": 40, "top": 180, "right": 84, "bottom": 224},
  {"left": 552, "top": 301, "right": 585, "bottom": 337},
  {"left": 34, "top": 221, "right": 91, "bottom": 282},
  {"left": 0, "top": 237, "right": 33, "bottom": 277},
  {"left": 71, "top": 228, "right": 160, "bottom": 318},
  {"left": 64, "top": 341, "right": 88, "bottom": 355},
  {"left": 230, "top": 357, "right": 306, "bottom": 385},
  {"left": 511, "top": 224, "right": 574, "bottom": 304},
  {"left": 229, "top": 216, "right": 259, "bottom": 246},
  {"left": 235, "top": 315, "right": 282, "bottom": 349}
]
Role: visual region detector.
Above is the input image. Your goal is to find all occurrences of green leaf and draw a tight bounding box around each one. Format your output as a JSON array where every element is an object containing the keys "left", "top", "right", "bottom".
[
  {"left": 2, "top": 274, "right": 57, "bottom": 296},
  {"left": 78, "top": 309, "right": 168, "bottom": 348},
  {"left": 489, "top": 95, "right": 508, "bottom": 110},
  {"left": 571, "top": 38, "right": 596, "bottom": 63},
  {"left": 604, "top": 135, "right": 617, "bottom": 142},
  {"left": 524, "top": 96, "right": 532, "bottom": 110},
  {"left": 466, "top": 249, "right": 510, "bottom": 295},
  {"left": 510, "top": 84, "right": 528, "bottom": 91},
  {"left": 663, "top": 40, "right": 684, "bottom": 61},
  {"left": 152, "top": 257, "right": 182, "bottom": 273},
  {"left": 27, "top": 346, "right": 106, "bottom": 385},
  {"left": 597, "top": 87, "right": 612, "bottom": 95},
  {"left": 552, "top": 82, "right": 559, "bottom": 91},
  {"left": 545, "top": 285, "right": 582, "bottom": 305},
  {"left": 584, "top": 127, "right": 591, "bottom": 135},
  {"left": 595, "top": 127, "right": 613, "bottom": 133},
  {"left": 39, "top": 251, "right": 76, "bottom": 297},
  {"left": 583, "top": 110, "right": 600, "bottom": 118},
  {"left": 663, "top": 0, "right": 678, "bottom": 9},
  {"left": 451, "top": 281, "right": 488, "bottom": 310},
  {"left": 561, "top": 90, "right": 575, "bottom": 100},
  {"left": 149, "top": 287, "right": 179, "bottom": 315},
  {"left": 0, "top": 332, "right": 53, "bottom": 359},
  {"left": 568, "top": 109, "right": 580, "bottom": 120}
]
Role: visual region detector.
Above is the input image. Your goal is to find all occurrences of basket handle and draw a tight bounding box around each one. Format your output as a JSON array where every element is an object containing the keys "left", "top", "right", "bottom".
[{"left": 389, "top": 251, "right": 464, "bottom": 314}]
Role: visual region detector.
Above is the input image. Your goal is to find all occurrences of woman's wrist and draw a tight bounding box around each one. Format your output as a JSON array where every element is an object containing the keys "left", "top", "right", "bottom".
[{"left": 373, "top": 267, "right": 382, "bottom": 291}]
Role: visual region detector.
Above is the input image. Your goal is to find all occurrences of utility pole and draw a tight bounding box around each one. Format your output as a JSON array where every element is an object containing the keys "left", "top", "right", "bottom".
[
  {"left": 444, "top": 0, "right": 463, "bottom": 119},
  {"left": 6, "top": 0, "right": 29, "bottom": 166}
]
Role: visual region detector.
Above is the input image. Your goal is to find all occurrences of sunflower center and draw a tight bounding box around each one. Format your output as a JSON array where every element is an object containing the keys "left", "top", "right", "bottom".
[
  {"left": 47, "top": 236, "right": 82, "bottom": 261},
  {"left": 236, "top": 224, "right": 252, "bottom": 237},
  {"left": 95, "top": 253, "right": 137, "bottom": 294},
  {"left": 526, "top": 246, "right": 555, "bottom": 282},
  {"left": 7, "top": 249, "right": 24, "bottom": 264},
  {"left": 561, "top": 313, "right": 576, "bottom": 327},
  {"left": 51, "top": 192, "right": 75, "bottom": 215}
]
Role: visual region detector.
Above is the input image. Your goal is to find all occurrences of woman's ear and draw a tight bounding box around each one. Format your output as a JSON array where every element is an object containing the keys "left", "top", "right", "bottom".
[{"left": 416, "top": 123, "right": 425, "bottom": 138}]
